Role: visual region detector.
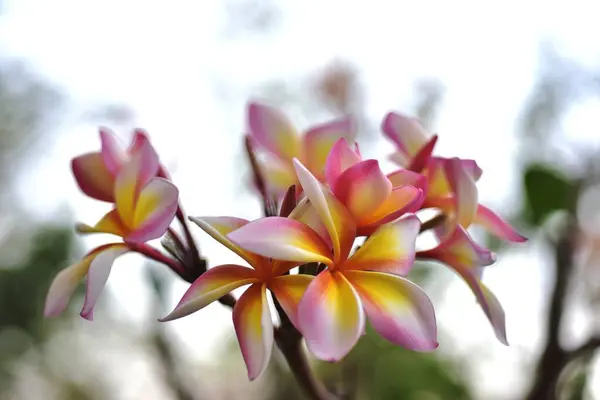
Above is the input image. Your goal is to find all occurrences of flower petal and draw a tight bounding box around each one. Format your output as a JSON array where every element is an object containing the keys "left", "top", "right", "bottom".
[
  {"left": 247, "top": 102, "right": 301, "bottom": 161},
  {"left": 294, "top": 159, "right": 355, "bottom": 263},
  {"left": 418, "top": 226, "right": 495, "bottom": 281},
  {"left": 344, "top": 270, "right": 438, "bottom": 351},
  {"left": 288, "top": 197, "right": 332, "bottom": 249},
  {"left": 128, "top": 178, "right": 178, "bottom": 243},
  {"left": 382, "top": 112, "right": 430, "bottom": 159},
  {"left": 44, "top": 256, "right": 94, "bottom": 317},
  {"left": 99, "top": 127, "right": 128, "bottom": 176},
  {"left": 257, "top": 153, "right": 298, "bottom": 197},
  {"left": 407, "top": 135, "right": 438, "bottom": 173},
  {"left": 342, "top": 214, "right": 420, "bottom": 275},
  {"left": 444, "top": 157, "right": 478, "bottom": 228},
  {"left": 303, "top": 118, "right": 355, "bottom": 180},
  {"left": 114, "top": 141, "right": 160, "bottom": 226},
  {"left": 298, "top": 270, "right": 365, "bottom": 361},
  {"left": 76, "top": 209, "right": 127, "bottom": 237},
  {"left": 475, "top": 205, "right": 527, "bottom": 243},
  {"left": 358, "top": 185, "right": 423, "bottom": 232},
  {"left": 387, "top": 169, "right": 428, "bottom": 192},
  {"left": 269, "top": 274, "right": 313, "bottom": 329},
  {"left": 424, "top": 157, "right": 451, "bottom": 199},
  {"left": 80, "top": 244, "right": 129, "bottom": 320},
  {"left": 160, "top": 265, "right": 258, "bottom": 322},
  {"left": 227, "top": 217, "right": 332, "bottom": 265},
  {"left": 458, "top": 272, "right": 508, "bottom": 345},
  {"left": 233, "top": 283, "right": 274, "bottom": 380},
  {"left": 332, "top": 160, "right": 392, "bottom": 222},
  {"left": 71, "top": 152, "right": 115, "bottom": 202},
  {"left": 189, "top": 216, "right": 264, "bottom": 267},
  {"left": 325, "top": 138, "right": 362, "bottom": 187}
]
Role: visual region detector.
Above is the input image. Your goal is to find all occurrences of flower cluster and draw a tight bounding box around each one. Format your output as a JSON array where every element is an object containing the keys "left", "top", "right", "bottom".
[{"left": 45, "top": 102, "right": 526, "bottom": 383}]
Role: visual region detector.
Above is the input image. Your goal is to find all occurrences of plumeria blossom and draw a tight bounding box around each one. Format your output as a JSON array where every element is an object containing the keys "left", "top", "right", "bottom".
[
  {"left": 418, "top": 226, "right": 508, "bottom": 344},
  {"left": 247, "top": 102, "right": 356, "bottom": 196},
  {"left": 227, "top": 159, "right": 438, "bottom": 361},
  {"left": 320, "top": 138, "right": 425, "bottom": 235},
  {"left": 160, "top": 216, "right": 314, "bottom": 381},
  {"left": 45, "top": 140, "right": 179, "bottom": 320},
  {"left": 382, "top": 111, "right": 526, "bottom": 243},
  {"left": 76, "top": 140, "right": 179, "bottom": 244},
  {"left": 71, "top": 127, "right": 167, "bottom": 202}
]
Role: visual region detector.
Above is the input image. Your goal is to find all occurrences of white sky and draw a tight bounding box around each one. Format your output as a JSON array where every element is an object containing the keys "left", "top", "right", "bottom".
[{"left": 2, "top": 0, "right": 600, "bottom": 398}]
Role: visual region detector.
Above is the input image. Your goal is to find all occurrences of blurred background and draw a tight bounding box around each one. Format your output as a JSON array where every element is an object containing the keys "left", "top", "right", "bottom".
[{"left": 1, "top": 1, "right": 600, "bottom": 399}]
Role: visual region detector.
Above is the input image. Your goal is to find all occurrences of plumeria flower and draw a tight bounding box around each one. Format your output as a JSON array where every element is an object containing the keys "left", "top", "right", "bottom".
[
  {"left": 76, "top": 140, "right": 179, "bottom": 244},
  {"left": 247, "top": 102, "right": 355, "bottom": 196},
  {"left": 383, "top": 112, "right": 526, "bottom": 243},
  {"left": 45, "top": 142, "right": 179, "bottom": 320},
  {"left": 160, "top": 216, "right": 314, "bottom": 381},
  {"left": 227, "top": 159, "right": 438, "bottom": 361},
  {"left": 72, "top": 127, "right": 166, "bottom": 203},
  {"left": 418, "top": 225, "right": 508, "bottom": 345},
  {"left": 318, "top": 138, "right": 425, "bottom": 235}
]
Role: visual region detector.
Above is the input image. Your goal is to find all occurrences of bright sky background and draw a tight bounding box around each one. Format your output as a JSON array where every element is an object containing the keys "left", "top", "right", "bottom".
[{"left": 2, "top": 0, "right": 600, "bottom": 399}]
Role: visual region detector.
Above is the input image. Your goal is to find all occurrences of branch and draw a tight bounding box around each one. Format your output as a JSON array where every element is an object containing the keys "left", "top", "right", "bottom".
[
  {"left": 566, "top": 336, "right": 600, "bottom": 363},
  {"left": 419, "top": 214, "right": 446, "bottom": 233}
]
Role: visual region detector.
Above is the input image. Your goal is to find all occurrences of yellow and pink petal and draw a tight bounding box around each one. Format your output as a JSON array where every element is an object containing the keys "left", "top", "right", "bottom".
[
  {"left": 342, "top": 215, "right": 421, "bottom": 275},
  {"left": 71, "top": 152, "right": 116, "bottom": 202},
  {"left": 357, "top": 186, "right": 423, "bottom": 235},
  {"left": 444, "top": 157, "right": 478, "bottom": 228},
  {"left": 247, "top": 102, "right": 301, "bottom": 162},
  {"left": 332, "top": 160, "right": 392, "bottom": 223},
  {"left": 475, "top": 205, "right": 527, "bottom": 243},
  {"left": 233, "top": 283, "right": 274, "bottom": 380},
  {"left": 227, "top": 216, "right": 333, "bottom": 265},
  {"left": 303, "top": 118, "right": 355, "bottom": 181},
  {"left": 344, "top": 270, "right": 438, "bottom": 351},
  {"left": 297, "top": 270, "right": 365, "bottom": 361},
  {"left": 114, "top": 141, "right": 160, "bottom": 227},
  {"left": 160, "top": 265, "right": 258, "bottom": 322},
  {"left": 293, "top": 158, "right": 356, "bottom": 263},
  {"left": 80, "top": 244, "right": 130, "bottom": 320},
  {"left": 269, "top": 274, "right": 313, "bottom": 329},
  {"left": 387, "top": 169, "right": 428, "bottom": 192},
  {"left": 99, "top": 127, "right": 128, "bottom": 176},
  {"left": 189, "top": 216, "right": 265, "bottom": 267},
  {"left": 128, "top": 178, "right": 179, "bottom": 243},
  {"left": 325, "top": 138, "right": 362, "bottom": 187},
  {"left": 76, "top": 209, "right": 127, "bottom": 237}
]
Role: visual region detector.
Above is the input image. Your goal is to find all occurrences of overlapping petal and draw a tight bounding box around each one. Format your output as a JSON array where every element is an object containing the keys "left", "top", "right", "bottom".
[
  {"left": 303, "top": 118, "right": 355, "bottom": 180},
  {"left": 341, "top": 215, "right": 420, "bottom": 275},
  {"left": 80, "top": 245, "right": 130, "bottom": 320},
  {"left": 114, "top": 142, "right": 160, "bottom": 226},
  {"left": 386, "top": 169, "right": 428, "bottom": 192},
  {"left": 269, "top": 274, "right": 313, "bottom": 329},
  {"left": 71, "top": 153, "right": 115, "bottom": 202},
  {"left": 344, "top": 270, "right": 438, "bottom": 351},
  {"left": 76, "top": 209, "right": 127, "bottom": 237},
  {"left": 160, "top": 265, "right": 258, "bottom": 322},
  {"left": 294, "top": 159, "right": 355, "bottom": 263},
  {"left": 128, "top": 178, "right": 179, "bottom": 243},
  {"left": 227, "top": 217, "right": 332, "bottom": 265},
  {"left": 100, "top": 128, "right": 128, "bottom": 175},
  {"left": 298, "top": 270, "right": 365, "bottom": 361},
  {"left": 444, "top": 157, "right": 478, "bottom": 228},
  {"left": 247, "top": 102, "right": 301, "bottom": 161},
  {"left": 324, "top": 138, "right": 362, "bottom": 187},
  {"left": 256, "top": 154, "right": 298, "bottom": 195},
  {"left": 382, "top": 112, "right": 430, "bottom": 157},
  {"left": 233, "top": 283, "right": 273, "bottom": 380},
  {"left": 358, "top": 186, "right": 423, "bottom": 231},
  {"left": 44, "top": 243, "right": 128, "bottom": 319},
  {"left": 332, "top": 160, "right": 392, "bottom": 222}
]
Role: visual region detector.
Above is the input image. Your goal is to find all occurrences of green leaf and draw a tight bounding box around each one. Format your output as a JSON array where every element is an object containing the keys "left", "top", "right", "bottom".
[{"left": 522, "top": 164, "right": 576, "bottom": 227}]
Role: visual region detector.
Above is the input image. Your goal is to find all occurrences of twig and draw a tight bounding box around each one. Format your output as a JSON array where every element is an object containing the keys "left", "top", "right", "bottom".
[
  {"left": 566, "top": 336, "right": 600, "bottom": 363},
  {"left": 419, "top": 214, "right": 446, "bottom": 233}
]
